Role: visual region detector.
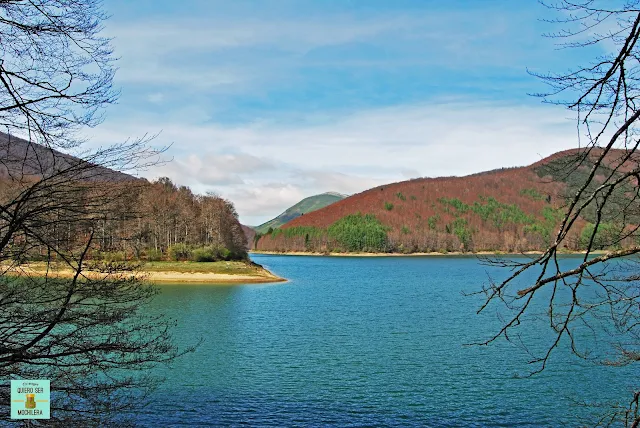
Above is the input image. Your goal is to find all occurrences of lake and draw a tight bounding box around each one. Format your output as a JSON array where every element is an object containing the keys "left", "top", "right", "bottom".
[{"left": 139, "top": 254, "right": 638, "bottom": 426}]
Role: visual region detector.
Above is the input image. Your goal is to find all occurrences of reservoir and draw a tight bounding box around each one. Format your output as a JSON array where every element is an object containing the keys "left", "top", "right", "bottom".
[{"left": 140, "top": 254, "right": 638, "bottom": 426}]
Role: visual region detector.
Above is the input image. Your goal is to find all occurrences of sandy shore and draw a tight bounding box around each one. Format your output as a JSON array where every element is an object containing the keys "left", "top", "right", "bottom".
[
  {"left": 144, "top": 270, "right": 286, "bottom": 284},
  {"left": 6, "top": 265, "right": 286, "bottom": 285}
]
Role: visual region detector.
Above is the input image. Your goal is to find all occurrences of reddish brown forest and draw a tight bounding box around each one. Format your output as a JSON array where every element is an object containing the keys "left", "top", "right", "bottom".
[
  {"left": 256, "top": 149, "right": 640, "bottom": 253},
  {"left": 3, "top": 176, "right": 248, "bottom": 262},
  {"left": 125, "top": 177, "right": 248, "bottom": 260}
]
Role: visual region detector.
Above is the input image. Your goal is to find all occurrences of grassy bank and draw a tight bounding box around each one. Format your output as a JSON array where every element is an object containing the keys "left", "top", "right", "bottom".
[{"left": 144, "top": 261, "right": 265, "bottom": 274}]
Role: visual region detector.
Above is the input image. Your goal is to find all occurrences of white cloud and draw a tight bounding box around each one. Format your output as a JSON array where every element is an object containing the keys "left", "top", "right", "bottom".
[
  {"left": 109, "top": 16, "right": 428, "bottom": 56},
  {"left": 225, "top": 183, "right": 306, "bottom": 226},
  {"left": 108, "top": 18, "right": 408, "bottom": 88},
  {"left": 400, "top": 168, "right": 421, "bottom": 179},
  {"left": 105, "top": 9, "right": 546, "bottom": 90},
  {"left": 146, "top": 153, "right": 276, "bottom": 187},
  {"left": 147, "top": 93, "right": 164, "bottom": 103},
  {"left": 293, "top": 170, "right": 388, "bottom": 196},
  {"left": 87, "top": 100, "right": 579, "bottom": 225},
  {"left": 117, "top": 66, "right": 243, "bottom": 89}
]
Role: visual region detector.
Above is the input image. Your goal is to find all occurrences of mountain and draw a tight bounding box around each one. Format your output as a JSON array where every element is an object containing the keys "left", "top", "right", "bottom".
[
  {"left": 255, "top": 148, "right": 640, "bottom": 254},
  {"left": 253, "top": 192, "right": 347, "bottom": 235},
  {"left": 0, "top": 131, "right": 134, "bottom": 182},
  {"left": 241, "top": 224, "right": 256, "bottom": 250}
]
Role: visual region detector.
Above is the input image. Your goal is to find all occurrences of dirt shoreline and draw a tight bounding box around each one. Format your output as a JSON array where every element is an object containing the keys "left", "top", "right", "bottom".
[{"left": 6, "top": 265, "right": 287, "bottom": 285}]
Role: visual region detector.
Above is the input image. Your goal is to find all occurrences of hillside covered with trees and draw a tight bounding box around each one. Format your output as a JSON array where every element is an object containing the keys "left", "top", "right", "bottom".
[
  {"left": 1, "top": 132, "right": 248, "bottom": 263},
  {"left": 255, "top": 148, "right": 640, "bottom": 254},
  {"left": 12, "top": 175, "right": 249, "bottom": 263}
]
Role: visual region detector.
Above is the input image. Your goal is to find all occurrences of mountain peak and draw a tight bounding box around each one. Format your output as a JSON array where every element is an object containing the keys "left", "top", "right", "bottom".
[
  {"left": 322, "top": 191, "right": 349, "bottom": 198},
  {"left": 253, "top": 192, "right": 346, "bottom": 234}
]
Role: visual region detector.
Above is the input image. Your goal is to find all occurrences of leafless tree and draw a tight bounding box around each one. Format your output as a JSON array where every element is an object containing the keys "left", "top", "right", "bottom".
[
  {"left": 0, "top": 0, "right": 116, "bottom": 150},
  {"left": 478, "top": 1, "right": 640, "bottom": 426},
  {"left": 0, "top": 1, "right": 192, "bottom": 426}
]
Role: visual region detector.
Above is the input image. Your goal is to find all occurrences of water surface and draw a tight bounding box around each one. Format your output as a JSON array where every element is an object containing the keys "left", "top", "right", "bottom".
[{"left": 140, "top": 255, "right": 638, "bottom": 426}]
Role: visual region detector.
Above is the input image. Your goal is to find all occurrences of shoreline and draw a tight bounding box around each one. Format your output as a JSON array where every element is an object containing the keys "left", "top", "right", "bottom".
[
  {"left": 250, "top": 250, "right": 604, "bottom": 257},
  {"left": 5, "top": 264, "right": 287, "bottom": 285},
  {"left": 144, "top": 268, "right": 286, "bottom": 284}
]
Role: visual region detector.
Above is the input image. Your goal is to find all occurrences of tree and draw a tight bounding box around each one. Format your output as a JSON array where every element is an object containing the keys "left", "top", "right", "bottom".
[
  {"left": 0, "top": 1, "right": 190, "bottom": 426},
  {"left": 0, "top": 0, "right": 116, "bottom": 150},
  {"left": 478, "top": 2, "right": 640, "bottom": 425}
]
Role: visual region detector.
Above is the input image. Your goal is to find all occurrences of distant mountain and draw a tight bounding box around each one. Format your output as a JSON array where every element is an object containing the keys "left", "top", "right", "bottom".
[
  {"left": 240, "top": 224, "right": 256, "bottom": 250},
  {"left": 255, "top": 148, "right": 640, "bottom": 254},
  {"left": 253, "top": 192, "right": 347, "bottom": 235}
]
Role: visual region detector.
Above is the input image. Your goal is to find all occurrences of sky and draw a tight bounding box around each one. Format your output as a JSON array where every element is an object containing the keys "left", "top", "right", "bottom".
[{"left": 89, "top": 0, "right": 604, "bottom": 225}]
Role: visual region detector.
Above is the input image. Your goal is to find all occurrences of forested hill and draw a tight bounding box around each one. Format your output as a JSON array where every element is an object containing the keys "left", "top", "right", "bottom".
[
  {"left": 255, "top": 148, "right": 640, "bottom": 254},
  {"left": 0, "top": 132, "right": 249, "bottom": 262},
  {"left": 253, "top": 192, "right": 347, "bottom": 234}
]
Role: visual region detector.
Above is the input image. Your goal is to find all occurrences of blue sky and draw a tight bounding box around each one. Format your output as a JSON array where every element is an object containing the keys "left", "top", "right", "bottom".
[{"left": 91, "top": 0, "right": 601, "bottom": 225}]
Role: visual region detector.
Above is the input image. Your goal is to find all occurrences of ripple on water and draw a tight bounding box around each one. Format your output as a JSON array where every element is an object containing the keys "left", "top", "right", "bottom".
[{"left": 135, "top": 255, "right": 638, "bottom": 426}]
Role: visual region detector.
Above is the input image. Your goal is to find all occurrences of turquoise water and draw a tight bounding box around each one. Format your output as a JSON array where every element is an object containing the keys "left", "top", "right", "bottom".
[{"left": 140, "top": 255, "right": 638, "bottom": 426}]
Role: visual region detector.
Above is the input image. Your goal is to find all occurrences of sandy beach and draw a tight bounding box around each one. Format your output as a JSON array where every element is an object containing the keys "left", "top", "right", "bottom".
[
  {"left": 6, "top": 263, "right": 287, "bottom": 284},
  {"left": 143, "top": 270, "right": 286, "bottom": 284}
]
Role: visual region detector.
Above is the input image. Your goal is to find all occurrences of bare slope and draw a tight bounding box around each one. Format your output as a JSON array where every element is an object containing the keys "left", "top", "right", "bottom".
[{"left": 0, "top": 131, "right": 133, "bottom": 182}]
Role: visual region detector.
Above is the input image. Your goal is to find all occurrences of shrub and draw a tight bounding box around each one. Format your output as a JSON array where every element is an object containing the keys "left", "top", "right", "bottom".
[
  {"left": 427, "top": 215, "right": 439, "bottom": 230},
  {"left": 384, "top": 202, "right": 394, "bottom": 211},
  {"left": 520, "top": 188, "right": 544, "bottom": 201},
  {"left": 523, "top": 223, "right": 552, "bottom": 246},
  {"left": 189, "top": 246, "right": 235, "bottom": 262},
  {"left": 396, "top": 192, "right": 406, "bottom": 201},
  {"left": 168, "top": 243, "right": 191, "bottom": 261},
  {"left": 542, "top": 206, "right": 563, "bottom": 222},
  {"left": 452, "top": 218, "right": 474, "bottom": 250},
  {"left": 145, "top": 248, "right": 163, "bottom": 261},
  {"left": 191, "top": 247, "right": 215, "bottom": 262},
  {"left": 471, "top": 197, "right": 534, "bottom": 229},
  {"left": 219, "top": 247, "right": 232, "bottom": 260},
  {"left": 579, "top": 222, "right": 621, "bottom": 250},
  {"left": 439, "top": 197, "right": 469, "bottom": 213}
]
